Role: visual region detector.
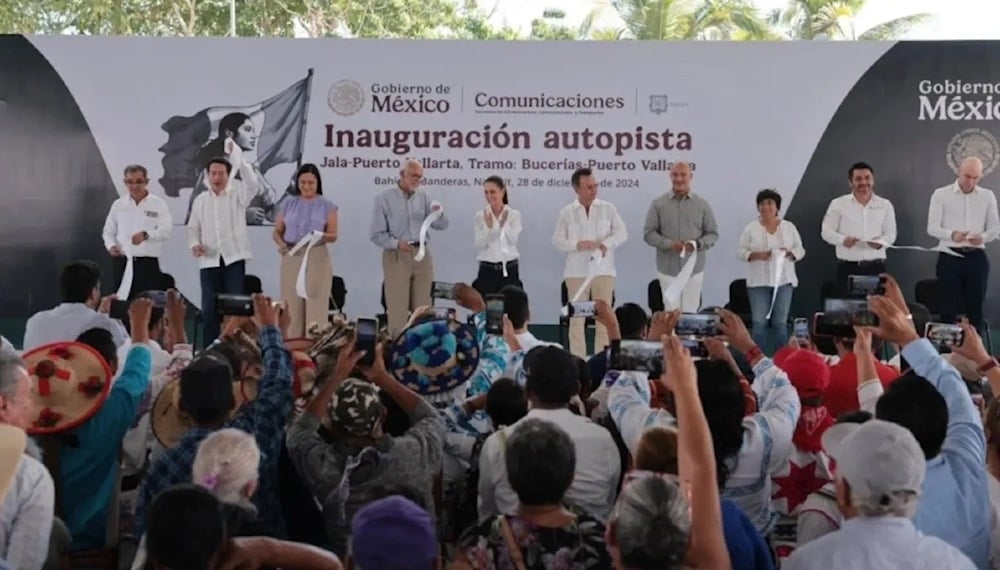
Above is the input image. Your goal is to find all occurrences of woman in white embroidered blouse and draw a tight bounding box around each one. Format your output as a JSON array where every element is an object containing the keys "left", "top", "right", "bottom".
[
  {"left": 472, "top": 176, "right": 523, "bottom": 296},
  {"left": 738, "top": 189, "right": 806, "bottom": 354}
]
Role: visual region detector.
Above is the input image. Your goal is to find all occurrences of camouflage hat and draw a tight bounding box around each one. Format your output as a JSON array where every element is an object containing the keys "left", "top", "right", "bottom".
[{"left": 328, "top": 378, "right": 385, "bottom": 438}]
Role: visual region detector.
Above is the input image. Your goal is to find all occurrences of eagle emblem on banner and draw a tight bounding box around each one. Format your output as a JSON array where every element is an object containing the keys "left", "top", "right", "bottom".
[{"left": 947, "top": 127, "right": 1000, "bottom": 177}]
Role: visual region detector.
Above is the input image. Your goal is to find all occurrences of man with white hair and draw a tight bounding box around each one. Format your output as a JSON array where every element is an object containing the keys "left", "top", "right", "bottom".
[
  {"left": 370, "top": 159, "right": 449, "bottom": 336},
  {"left": 643, "top": 161, "right": 718, "bottom": 312},
  {"left": 927, "top": 155, "right": 1000, "bottom": 330},
  {"left": 784, "top": 419, "right": 974, "bottom": 569}
]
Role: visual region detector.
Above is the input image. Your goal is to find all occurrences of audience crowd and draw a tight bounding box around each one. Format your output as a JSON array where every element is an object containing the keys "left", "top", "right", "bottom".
[{"left": 1, "top": 251, "right": 999, "bottom": 570}]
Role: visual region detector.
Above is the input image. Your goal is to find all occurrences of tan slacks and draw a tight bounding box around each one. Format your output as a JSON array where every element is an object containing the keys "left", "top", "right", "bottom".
[
  {"left": 280, "top": 245, "right": 333, "bottom": 338},
  {"left": 383, "top": 249, "right": 434, "bottom": 337},
  {"left": 564, "top": 275, "right": 615, "bottom": 358}
]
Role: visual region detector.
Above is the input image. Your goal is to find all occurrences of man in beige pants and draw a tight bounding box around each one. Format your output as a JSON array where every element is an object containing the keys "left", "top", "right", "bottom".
[
  {"left": 552, "top": 167, "right": 628, "bottom": 357},
  {"left": 370, "top": 159, "right": 449, "bottom": 336}
]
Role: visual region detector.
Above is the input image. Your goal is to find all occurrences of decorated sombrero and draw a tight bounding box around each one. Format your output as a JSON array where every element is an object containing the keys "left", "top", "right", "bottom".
[
  {"left": 389, "top": 319, "right": 480, "bottom": 404},
  {"left": 150, "top": 377, "right": 258, "bottom": 448},
  {"left": 23, "top": 342, "right": 114, "bottom": 435}
]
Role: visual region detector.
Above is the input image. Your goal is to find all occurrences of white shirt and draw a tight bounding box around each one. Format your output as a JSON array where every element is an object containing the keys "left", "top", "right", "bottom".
[
  {"left": 477, "top": 407, "right": 621, "bottom": 520},
  {"left": 820, "top": 193, "right": 897, "bottom": 261},
  {"left": 737, "top": 219, "right": 806, "bottom": 287},
  {"left": 551, "top": 199, "right": 628, "bottom": 278},
  {"left": 784, "top": 516, "right": 975, "bottom": 570},
  {"left": 927, "top": 182, "right": 1000, "bottom": 249},
  {"left": 22, "top": 303, "right": 129, "bottom": 351},
  {"left": 101, "top": 193, "right": 173, "bottom": 258},
  {"left": 474, "top": 206, "right": 521, "bottom": 263},
  {"left": 186, "top": 181, "right": 254, "bottom": 269}
]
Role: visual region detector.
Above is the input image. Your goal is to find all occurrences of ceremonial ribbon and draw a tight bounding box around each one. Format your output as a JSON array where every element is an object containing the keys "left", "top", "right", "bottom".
[
  {"left": 663, "top": 241, "right": 699, "bottom": 309},
  {"left": 496, "top": 208, "right": 511, "bottom": 278},
  {"left": 116, "top": 252, "right": 134, "bottom": 300},
  {"left": 570, "top": 251, "right": 605, "bottom": 303},
  {"left": 765, "top": 252, "right": 787, "bottom": 320},
  {"left": 414, "top": 201, "right": 444, "bottom": 262},
  {"left": 870, "top": 239, "right": 964, "bottom": 258},
  {"left": 288, "top": 230, "right": 325, "bottom": 299}
]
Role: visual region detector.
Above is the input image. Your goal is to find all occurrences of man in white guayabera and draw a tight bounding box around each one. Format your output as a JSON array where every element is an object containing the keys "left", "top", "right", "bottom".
[
  {"left": 552, "top": 167, "right": 628, "bottom": 358},
  {"left": 642, "top": 161, "right": 719, "bottom": 312}
]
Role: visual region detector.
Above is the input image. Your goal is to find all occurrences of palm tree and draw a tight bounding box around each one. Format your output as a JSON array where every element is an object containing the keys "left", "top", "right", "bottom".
[
  {"left": 587, "top": 0, "right": 774, "bottom": 40},
  {"left": 768, "top": 0, "right": 933, "bottom": 40}
]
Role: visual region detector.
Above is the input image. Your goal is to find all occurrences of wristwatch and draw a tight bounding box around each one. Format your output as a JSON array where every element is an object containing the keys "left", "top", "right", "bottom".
[{"left": 977, "top": 358, "right": 998, "bottom": 375}]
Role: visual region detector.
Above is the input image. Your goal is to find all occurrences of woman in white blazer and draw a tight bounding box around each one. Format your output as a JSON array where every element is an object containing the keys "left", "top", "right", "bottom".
[{"left": 737, "top": 189, "right": 806, "bottom": 354}]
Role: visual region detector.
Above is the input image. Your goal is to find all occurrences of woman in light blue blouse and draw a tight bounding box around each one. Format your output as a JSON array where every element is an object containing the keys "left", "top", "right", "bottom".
[{"left": 272, "top": 164, "right": 338, "bottom": 338}]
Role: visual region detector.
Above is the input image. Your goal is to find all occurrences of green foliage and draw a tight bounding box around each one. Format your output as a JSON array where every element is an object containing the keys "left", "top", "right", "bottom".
[{"left": 0, "top": 0, "right": 934, "bottom": 41}]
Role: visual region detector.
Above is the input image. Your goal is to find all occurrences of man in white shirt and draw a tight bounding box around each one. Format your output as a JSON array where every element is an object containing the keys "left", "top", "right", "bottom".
[
  {"left": 642, "top": 161, "right": 719, "bottom": 312},
  {"left": 784, "top": 419, "right": 974, "bottom": 569},
  {"left": 478, "top": 345, "right": 620, "bottom": 520},
  {"left": 187, "top": 154, "right": 254, "bottom": 343},
  {"left": 926, "top": 156, "right": 1000, "bottom": 330},
  {"left": 22, "top": 260, "right": 128, "bottom": 350},
  {"left": 102, "top": 165, "right": 172, "bottom": 299},
  {"left": 552, "top": 168, "right": 628, "bottom": 357},
  {"left": 820, "top": 161, "right": 897, "bottom": 294}
]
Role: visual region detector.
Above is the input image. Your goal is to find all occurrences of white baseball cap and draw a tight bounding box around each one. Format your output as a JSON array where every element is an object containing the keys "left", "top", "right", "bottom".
[{"left": 821, "top": 419, "right": 925, "bottom": 507}]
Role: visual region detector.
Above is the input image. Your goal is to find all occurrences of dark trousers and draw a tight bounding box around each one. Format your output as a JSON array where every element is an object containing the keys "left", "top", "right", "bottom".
[
  {"left": 111, "top": 256, "right": 162, "bottom": 299},
  {"left": 937, "top": 248, "right": 989, "bottom": 329},
  {"left": 836, "top": 259, "right": 885, "bottom": 297},
  {"left": 200, "top": 258, "right": 246, "bottom": 343},
  {"left": 473, "top": 259, "right": 523, "bottom": 297}
]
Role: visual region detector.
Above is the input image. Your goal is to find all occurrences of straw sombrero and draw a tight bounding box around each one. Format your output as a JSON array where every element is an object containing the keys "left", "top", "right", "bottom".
[
  {"left": 389, "top": 319, "right": 480, "bottom": 404},
  {"left": 150, "top": 377, "right": 257, "bottom": 448},
  {"left": 23, "top": 342, "right": 113, "bottom": 435}
]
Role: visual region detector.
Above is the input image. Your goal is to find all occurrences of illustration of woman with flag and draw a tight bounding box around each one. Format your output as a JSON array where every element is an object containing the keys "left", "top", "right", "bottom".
[{"left": 184, "top": 112, "right": 287, "bottom": 225}]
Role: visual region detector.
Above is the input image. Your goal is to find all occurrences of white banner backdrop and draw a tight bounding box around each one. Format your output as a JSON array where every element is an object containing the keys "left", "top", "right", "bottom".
[{"left": 28, "top": 37, "right": 893, "bottom": 322}]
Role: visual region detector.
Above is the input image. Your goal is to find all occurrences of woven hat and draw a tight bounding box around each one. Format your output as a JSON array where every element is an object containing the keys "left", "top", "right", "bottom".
[
  {"left": 389, "top": 319, "right": 479, "bottom": 404},
  {"left": 22, "top": 342, "right": 113, "bottom": 435},
  {"left": 290, "top": 350, "right": 317, "bottom": 398},
  {"left": 285, "top": 337, "right": 316, "bottom": 353},
  {"left": 151, "top": 353, "right": 259, "bottom": 449},
  {"left": 0, "top": 425, "right": 26, "bottom": 505}
]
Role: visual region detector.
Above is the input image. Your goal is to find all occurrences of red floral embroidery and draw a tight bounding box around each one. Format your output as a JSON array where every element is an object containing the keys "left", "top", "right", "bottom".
[
  {"left": 33, "top": 407, "right": 62, "bottom": 429},
  {"left": 32, "top": 359, "right": 71, "bottom": 396},
  {"left": 78, "top": 376, "right": 105, "bottom": 396}
]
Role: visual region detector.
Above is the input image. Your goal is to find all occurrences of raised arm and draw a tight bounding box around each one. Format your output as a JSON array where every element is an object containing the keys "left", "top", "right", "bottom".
[{"left": 473, "top": 210, "right": 493, "bottom": 251}]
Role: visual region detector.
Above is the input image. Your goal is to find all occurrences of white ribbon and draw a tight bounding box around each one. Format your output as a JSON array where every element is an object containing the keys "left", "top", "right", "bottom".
[
  {"left": 288, "top": 230, "right": 325, "bottom": 299},
  {"left": 414, "top": 201, "right": 443, "bottom": 262},
  {"left": 115, "top": 252, "right": 134, "bottom": 300},
  {"left": 497, "top": 210, "right": 510, "bottom": 278},
  {"left": 560, "top": 252, "right": 605, "bottom": 317},
  {"left": 765, "top": 252, "right": 787, "bottom": 319},
  {"left": 663, "top": 241, "right": 698, "bottom": 309},
  {"left": 870, "top": 239, "right": 964, "bottom": 257}
]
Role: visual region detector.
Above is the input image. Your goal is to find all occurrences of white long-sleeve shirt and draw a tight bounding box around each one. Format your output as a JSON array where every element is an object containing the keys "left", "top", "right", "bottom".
[
  {"left": 187, "top": 180, "right": 254, "bottom": 269},
  {"left": 738, "top": 219, "right": 806, "bottom": 288},
  {"left": 22, "top": 303, "right": 129, "bottom": 350},
  {"left": 101, "top": 193, "right": 173, "bottom": 257},
  {"left": 927, "top": 182, "right": 1000, "bottom": 249},
  {"left": 477, "top": 407, "right": 621, "bottom": 520},
  {"left": 821, "top": 193, "right": 897, "bottom": 262},
  {"left": 474, "top": 206, "right": 521, "bottom": 263},
  {"left": 551, "top": 199, "right": 628, "bottom": 278}
]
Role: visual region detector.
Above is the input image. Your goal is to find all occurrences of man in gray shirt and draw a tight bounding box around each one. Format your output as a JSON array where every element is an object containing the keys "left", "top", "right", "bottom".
[
  {"left": 642, "top": 162, "right": 719, "bottom": 312},
  {"left": 370, "top": 159, "right": 449, "bottom": 335}
]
